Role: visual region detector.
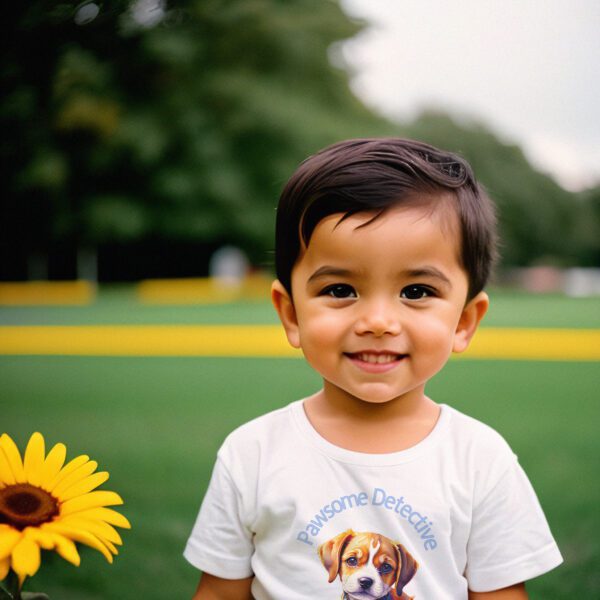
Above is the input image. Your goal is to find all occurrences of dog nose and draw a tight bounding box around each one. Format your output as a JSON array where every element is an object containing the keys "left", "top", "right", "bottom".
[{"left": 358, "top": 577, "right": 374, "bottom": 589}]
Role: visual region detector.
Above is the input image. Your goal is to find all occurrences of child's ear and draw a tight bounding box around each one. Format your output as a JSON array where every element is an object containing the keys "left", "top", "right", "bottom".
[
  {"left": 453, "top": 291, "right": 489, "bottom": 354},
  {"left": 271, "top": 279, "right": 301, "bottom": 349}
]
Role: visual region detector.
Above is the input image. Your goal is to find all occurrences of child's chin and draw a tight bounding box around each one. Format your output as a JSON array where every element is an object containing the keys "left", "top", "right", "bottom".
[{"left": 350, "top": 388, "right": 409, "bottom": 405}]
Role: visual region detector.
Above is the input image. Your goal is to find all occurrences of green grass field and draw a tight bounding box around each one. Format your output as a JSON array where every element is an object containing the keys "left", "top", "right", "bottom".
[{"left": 1, "top": 289, "right": 599, "bottom": 598}]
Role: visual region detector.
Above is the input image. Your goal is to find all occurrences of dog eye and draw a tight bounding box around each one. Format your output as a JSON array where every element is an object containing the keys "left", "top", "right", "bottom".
[
  {"left": 346, "top": 556, "right": 358, "bottom": 567},
  {"left": 378, "top": 562, "right": 393, "bottom": 574}
]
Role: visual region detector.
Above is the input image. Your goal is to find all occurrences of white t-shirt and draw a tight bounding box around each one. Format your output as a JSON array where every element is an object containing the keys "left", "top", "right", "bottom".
[{"left": 184, "top": 400, "right": 562, "bottom": 599}]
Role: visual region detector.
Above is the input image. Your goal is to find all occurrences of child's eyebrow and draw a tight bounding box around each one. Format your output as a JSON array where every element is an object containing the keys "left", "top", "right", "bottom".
[
  {"left": 307, "top": 266, "right": 354, "bottom": 283},
  {"left": 405, "top": 267, "right": 452, "bottom": 287},
  {"left": 306, "top": 265, "right": 453, "bottom": 287}
]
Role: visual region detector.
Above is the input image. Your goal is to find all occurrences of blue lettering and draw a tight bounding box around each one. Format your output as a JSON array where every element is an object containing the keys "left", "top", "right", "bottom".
[
  {"left": 372, "top": 488, "right": 386, "bottom": 506},
  {"left": 424, "top": 539, "right": 437, "bottom": 551},
  {"left": 384, "top": 495, "right": 396, "bottom": 510},
  {"left": 369, "top": 488, "right": 438, "bottom": 552},
  {"left": 310, "top": 510, "right": 330, "bottom": 529},
  {"left": 408, "top": 511, "right": 422, "bottom": 525},
  {"left": 298, "top": 492, "right": 367, "bottom": 544},
  {"left": 296, "top": 531, "right": 313, "bottom": 546},
  {"left": 340, "top": 494, "right": 364, "bottom": 509}
]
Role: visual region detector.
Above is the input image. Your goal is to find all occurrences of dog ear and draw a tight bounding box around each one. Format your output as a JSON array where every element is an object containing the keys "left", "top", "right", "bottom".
[
  {"left": 395, "top": 543, "right": 418, "bottom": 594},
  {"left": 318, "top": 529, "right": 354, "bottom": 583}
]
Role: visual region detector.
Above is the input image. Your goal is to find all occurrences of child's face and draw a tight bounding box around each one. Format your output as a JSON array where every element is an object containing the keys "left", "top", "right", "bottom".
[{"left": 273, "top": 204, "right": 488, "bottom": 407}]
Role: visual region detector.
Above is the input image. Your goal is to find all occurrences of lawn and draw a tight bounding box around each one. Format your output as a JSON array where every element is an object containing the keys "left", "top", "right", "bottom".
[{"left": 1, "top": 289, "right": 599, "bottom": 598}]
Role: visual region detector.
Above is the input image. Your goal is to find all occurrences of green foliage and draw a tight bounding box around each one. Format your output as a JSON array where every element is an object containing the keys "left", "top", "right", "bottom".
[
  {"left": 1, "top": 1, "right": 596, "bottom": 276},
  {"left": 573, "top": 185, "right": 600, "bottom": 266},
  {"left": 400, "top": 110, "right": 595, "bottom": 266},
  {"left": 1, "top": 0, "right": 387, "bottom": 270},
  {"left": 1, "top": 569, "right": 50, "bottom": 599}
]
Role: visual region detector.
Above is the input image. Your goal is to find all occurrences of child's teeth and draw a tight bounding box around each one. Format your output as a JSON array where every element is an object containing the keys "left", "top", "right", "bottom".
[{"left": 359, "top": 353, "right": 396, "bottom": 363}]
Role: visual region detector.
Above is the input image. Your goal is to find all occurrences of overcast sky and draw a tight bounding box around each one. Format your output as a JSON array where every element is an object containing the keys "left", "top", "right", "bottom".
[{"left": 340, "top": 0, "right": 600, "bottom": 191}]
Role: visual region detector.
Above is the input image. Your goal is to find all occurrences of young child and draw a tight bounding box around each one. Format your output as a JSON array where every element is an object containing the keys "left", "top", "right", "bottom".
[{"left": 184, "top": 138, "right": 562, "bottom": 599}]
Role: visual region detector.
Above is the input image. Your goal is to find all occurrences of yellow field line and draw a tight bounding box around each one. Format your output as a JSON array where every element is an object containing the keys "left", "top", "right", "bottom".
[
  {"left": 0, "top": 325, "right": 297, "bottom": 357},
  {"left": 461, "top": 328, "right": 600, "bottom": 361},
  {"left": 0, "top": 326, "right": 599, "bottom": 360}
]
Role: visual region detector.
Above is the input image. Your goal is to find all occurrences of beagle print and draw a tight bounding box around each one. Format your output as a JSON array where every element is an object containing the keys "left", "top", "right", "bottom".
[{"left": 319, "top": 529, "right": 418, "bottom": 600}]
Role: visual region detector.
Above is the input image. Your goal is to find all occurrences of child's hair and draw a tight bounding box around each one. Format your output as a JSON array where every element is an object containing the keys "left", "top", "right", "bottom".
[{"left": 275, "top": 137, "right": 497, "bottom": 301}]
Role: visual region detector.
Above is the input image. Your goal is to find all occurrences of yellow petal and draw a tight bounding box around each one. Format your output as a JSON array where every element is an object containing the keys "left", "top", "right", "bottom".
[
  {"left": 43, "top": 523, "right": 113, "bottom": 563},
  {"left": 0, "top": 449, "right": 16, "bottom": 485},
  {"left": 52, "top": 533, "right": 81, "bottom": 566},
  {"left": 39, "top": 443, "right": 67, "bottom": 491},
  {"left": 0, "top": 434, "right": 25, "bottom": 483},
  {"left": 11, "top": 536, "right": 41, "bottom": 583},
  {"left": 75, "top": 507, "right": 131, "bottom": 529},
  {"left": 23, "top": 527, "right": 54, "bottom": 550},
  {"left": 51, "top": 461, "right": 98, "bottom": 498},
  {"left": 60, "top": 516, "right": 122, "bottom": 546},
  {"left": 23, "top": 432, "right": 45, "bottom": 486},
  {"left": 35, "top": 529, "right": 81, "bottom": 567},
  {"left": 45, "top": 454, "right": 89, "bottom": 491},
  {"left": 59, "top": 471, "right": 110, "bottom": 501},
  {"left": 60, "top": 490, "right": 123, "bottom": 516},
  {"left": 0, "top": 525, "right": 22, "bottom": 560},
  {"left": 103, "top": 539, "right": 118, "bottom": 555},
  {"left": 0, "top": 556, "right": 9, "bottom": 580}
]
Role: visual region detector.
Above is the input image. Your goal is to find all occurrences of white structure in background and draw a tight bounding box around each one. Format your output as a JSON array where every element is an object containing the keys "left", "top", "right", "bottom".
[
  {"left": 563, "top": 268, "right": 600, "bottom": 297},
  {"left": 508, "top": 266, "right": 600, "bottom": 297},
  {"left": 209, "top": 246, "right": 249, "bottom": 288}
]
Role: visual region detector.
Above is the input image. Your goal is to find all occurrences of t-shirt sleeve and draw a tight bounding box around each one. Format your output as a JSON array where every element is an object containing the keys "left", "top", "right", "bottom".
[
  {"left": 465, "top": 457, "right": 563, "bottom": 592},
  {"left": 183, "top": 456, "right": 254, "bottom": 579}
]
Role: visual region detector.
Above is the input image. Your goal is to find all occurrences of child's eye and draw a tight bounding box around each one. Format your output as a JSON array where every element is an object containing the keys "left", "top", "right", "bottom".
[
  {"left": 401, "top": 285, "right": 435, "bottom": 300},
  {"left": 321, "top": 284, "right": 357, "bottom": 299}
]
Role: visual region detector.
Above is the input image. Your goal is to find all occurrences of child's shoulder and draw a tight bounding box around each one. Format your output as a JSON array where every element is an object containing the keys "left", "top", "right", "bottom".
[
  {"left": 230, "top": 399, "right": 298, "bottom": 433},
  {"left": 442, "top": 403, "right": 518, "bottom": 464},
  {"left": 218, "top": 399, "right": 300, "bottom": 450}
]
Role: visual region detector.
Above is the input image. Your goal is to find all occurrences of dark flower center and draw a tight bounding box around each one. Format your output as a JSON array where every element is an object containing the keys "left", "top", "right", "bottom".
[{"left": 0, "top": 483, "right": 59, "bottom": 530}]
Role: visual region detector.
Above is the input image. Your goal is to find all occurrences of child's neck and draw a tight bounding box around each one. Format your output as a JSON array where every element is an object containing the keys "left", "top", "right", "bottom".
[{"left": 302, "top": 386, "right": 441, "bottom": 454}]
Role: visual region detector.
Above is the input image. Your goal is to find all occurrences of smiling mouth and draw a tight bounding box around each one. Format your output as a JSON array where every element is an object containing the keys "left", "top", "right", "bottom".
[{"left": 346, "top": 352, "right": 406, "bottom": 364}]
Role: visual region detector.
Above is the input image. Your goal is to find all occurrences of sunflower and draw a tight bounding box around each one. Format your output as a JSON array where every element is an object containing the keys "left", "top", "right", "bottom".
[{"left": 0, "top": 432, "right": 131, "bottom": 586}]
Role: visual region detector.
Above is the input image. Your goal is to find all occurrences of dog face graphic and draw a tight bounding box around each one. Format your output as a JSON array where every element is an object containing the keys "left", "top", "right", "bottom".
[{"left": 319, "top": 530, "right": 418, "bottom": 600}]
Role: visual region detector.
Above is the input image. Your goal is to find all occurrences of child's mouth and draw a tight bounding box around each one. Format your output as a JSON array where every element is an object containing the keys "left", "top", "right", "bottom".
[
  {"left": 345, "top": 351, "right": 407, "bottom": 371},
  {"left": 350, "top": 352, "right": 402, "bottom": 364}
]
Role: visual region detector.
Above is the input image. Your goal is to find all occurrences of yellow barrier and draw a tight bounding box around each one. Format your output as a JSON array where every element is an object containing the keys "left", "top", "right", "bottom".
[
  {"left": 0, "top": 276, "right": 272, "bottom": 306},
  {"left": 137, "top": 275, "right": 272, "bottom": 304},
  {"left": 0, "top": 326, "right": 598, "bottom": 360},
  {"left": 0, "top": 281, "right": 95, "bottom": 305}
]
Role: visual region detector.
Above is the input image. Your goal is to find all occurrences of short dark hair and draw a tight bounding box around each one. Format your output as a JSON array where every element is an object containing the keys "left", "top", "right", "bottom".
[{"left": 274, "top": 137, "right": 497, "bottom": 301}]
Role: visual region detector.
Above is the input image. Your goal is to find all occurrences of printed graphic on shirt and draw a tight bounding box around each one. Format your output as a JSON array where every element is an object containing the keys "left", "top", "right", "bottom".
[
  {"left": 319, "top": 529, "right": 418, "bottom": 600},
  {"left": 295, "top": 487, "right": 437, "bottom": 553}
]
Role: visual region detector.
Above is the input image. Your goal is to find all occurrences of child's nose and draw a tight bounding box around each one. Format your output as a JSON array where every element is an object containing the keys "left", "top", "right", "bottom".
[{"left": 354, "top": 299, "right": 401, "bottom": 337}]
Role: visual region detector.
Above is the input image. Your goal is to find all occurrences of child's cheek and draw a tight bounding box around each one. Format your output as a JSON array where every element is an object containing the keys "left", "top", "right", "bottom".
[{"left": 301, "top": 314, "right": 340, "bottom": 341}]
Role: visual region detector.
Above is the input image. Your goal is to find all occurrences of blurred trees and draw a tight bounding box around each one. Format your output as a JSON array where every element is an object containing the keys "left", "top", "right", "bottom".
[
  {"left": 401, "top": 111, "right": 600, "bottom": 267},
  {"left": 1, "top": 1, "right": 597, "bottom": 281},
  {"left": 1, "top": 0, "right": 386, "bottom": 280},
  {"left": 574, "top": 184, "right": 600, "bottom": 266}
]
